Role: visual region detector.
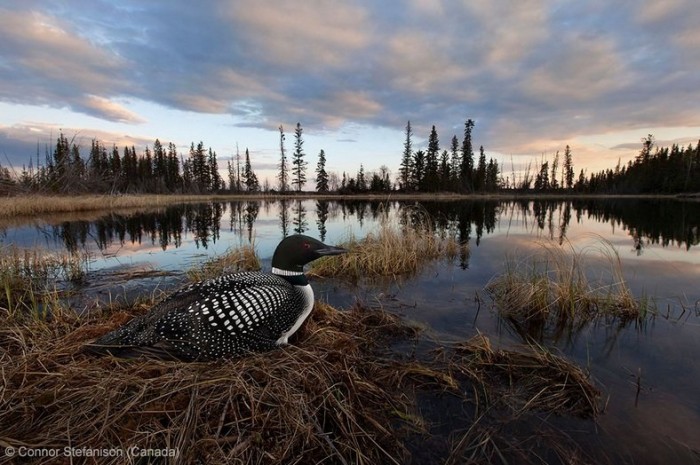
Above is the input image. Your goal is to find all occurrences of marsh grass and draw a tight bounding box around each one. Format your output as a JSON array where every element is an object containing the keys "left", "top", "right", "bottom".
[
  {"left": 310, "top": 209, "right": 467, "bottom": 281},
  {"left": 0, "top": 246, "right": 88, "bottom": 317},
  {"left": 486, "top": 239, "right": 650, "bottom": 334},
  {"left": 447, "top": 334, "right": 600, "bottom": 418},
  {"left": 441, "top": 333, "right": 601, "bottom": 465},
  {"left": 186, "top": 243, "right": 261, "bottom": 282},
  {"left": 0, "top": 194, "right": 224, "bottom": 217},
  {"left": 0, "top": 237, "right": 605, "bottom": 464}
]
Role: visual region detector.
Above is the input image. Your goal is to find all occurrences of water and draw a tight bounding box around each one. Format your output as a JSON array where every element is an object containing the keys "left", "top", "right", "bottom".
[{"left": 2, "top": 197, "right": 700, "bottom": 463}]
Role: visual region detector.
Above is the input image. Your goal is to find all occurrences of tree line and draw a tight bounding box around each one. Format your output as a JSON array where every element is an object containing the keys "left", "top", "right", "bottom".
[
  {"left": 0, "top": 133, "right": 258, "bottom": 195},
  {"left": 1, "top": 123, "right": 698, "bottom": 196},
  {"left": 576, "top": 135, "right": 700, "bottom": 194}
]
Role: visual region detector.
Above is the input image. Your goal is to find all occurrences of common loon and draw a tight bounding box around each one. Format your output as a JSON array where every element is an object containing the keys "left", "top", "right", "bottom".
[{"left": 86, "top": 235, "right": 347, "bottom": 361}]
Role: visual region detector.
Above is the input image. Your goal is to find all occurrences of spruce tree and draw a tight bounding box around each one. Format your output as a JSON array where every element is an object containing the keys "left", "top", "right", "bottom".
[
  {"left": 412, "top": 150, "right": 425, "bottom": 189},
  {"left": 474, "top": 145, "right": 487, "bottom": 191},
  {"left": 460, "top": 119, "right": 475, "bottom": 192},
  {"left": 450, "top": 135, "right": 460, "bottom": 189},
  {"left": 278, "top": 125, "right": 288, "bottom": 192},
  {"left": 357, "top": 164, "right": 367, "bottom": 191},
  {"left": 208, "top": 148, "right": 221, "bottom": 191},
  {"left": 315, "top": 149, "right": 329, "bottom": 192},
  {"left": 291, "top": 122, "right": 307, "bottom": 192},
  {"left": 425, "top": 125, "right": 440, "bottom": 191},
  {"left": 550, "top": 151, "right": 559, "bottom": 189},
  {"left": 400, "top": 121, "right": 413, "bottom": 190},
  {"left": 563, "top": 145, "right": 574, "bottom": 189},
  {"left": 243, "top": 148, "right": 259, "bottom": 192}
]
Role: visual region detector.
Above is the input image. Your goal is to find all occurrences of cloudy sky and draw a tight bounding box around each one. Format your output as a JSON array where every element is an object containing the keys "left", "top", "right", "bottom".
[{"left": 1, "top": 0, "right": 699, "bottom": 186}]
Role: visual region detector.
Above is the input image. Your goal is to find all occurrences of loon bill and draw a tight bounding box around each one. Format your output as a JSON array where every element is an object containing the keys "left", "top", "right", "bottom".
[{"left": 85, "top": 235, "right": 347, "bottom": 361}]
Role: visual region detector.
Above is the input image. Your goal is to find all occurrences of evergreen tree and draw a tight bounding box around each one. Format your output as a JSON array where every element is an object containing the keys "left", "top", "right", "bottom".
[
  {"left": 424, "top": 125, "right": 440, "bottom": 191},
  {"left": 208, "top": 148, "right": 221, "bottom": 191},
  {"left": 563, "top": 145, "right": 574, "bottom": 189},
  {"left": 450, "top": 135, "right": 460, "bottom": 189},
  {"left": 412, "top": 149, "right": 425, "bottom": 189},
  {"left": 356, "top": 164, "right": 367, "bottom": 191},
  {"left": 153, "top": 139, "right": 167, "bottom": 191},
  {"left": 399, "top": 120, "right": 413, "bottom": 190},
  {"left": 474, "top": 146, "right": 487, "bottom": 191},
  {"left": 278, "top": 125, "right": 288, "bottom": 192},
  {"left": 228, "top": 160, "right": 235, "bottom": 192},
  {"left": 110, "top": 145, "right": 121, "bottom": 189},
  {"left": 485, "top": 158, "right": 500, "bottom": 191},
  {"left": 535, "top": 160, "right": 549, "bottom": 191},
  {"left": 460, "top": 119, "right": 475, "bottom": 192},
  {"left": 550, "top": 151, "right": 559, "bottom": 189},
  {"left": 243, "top": 149, "right": 259, "bottom": 192},
  {"left": 315, "top": 149, "right": 329, "bottom": 192},
  {"left": 291, "top": 122, "right": 307, "bottom": 192},
  {"left": 166, "top": 142, "right": 180, "bottom": 191},
  {"left": 439, "top": 150, "right": 450, "bottom": 189}
]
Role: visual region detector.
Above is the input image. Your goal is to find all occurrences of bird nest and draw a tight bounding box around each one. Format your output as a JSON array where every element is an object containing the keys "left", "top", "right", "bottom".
[
  {"left": 0, "top": 301, "right": 602, "bottom": 465},
  {"left": 0, "top": 301, "right": 428, "bottom": 465}
]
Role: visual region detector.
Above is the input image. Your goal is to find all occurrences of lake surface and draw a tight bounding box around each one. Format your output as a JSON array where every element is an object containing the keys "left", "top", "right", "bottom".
[{"left": 2, "top": 197, "right": 699, "bottom": 464}]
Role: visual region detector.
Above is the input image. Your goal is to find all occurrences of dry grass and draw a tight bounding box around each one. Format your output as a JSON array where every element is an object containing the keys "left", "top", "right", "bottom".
[
  {"left": 486, "top": 239, "right": 650, "bottom": 333},
  {"left": 447, "top": 334, "right": 600, "bottom": 418},
  {"left": 441, "top": 333, "right": 601, "bottom": 465},
  {"left": 0, "top": 246, "right": 88, "bottom": 316},
  {"left": 0, "top": 194, "right": 228, "bottom": 218},
  {"left": 0, "top": 300, "right": 432, "bottom": 465},
  {"left": 186, "top": 243, "right": 261, "bottom": 282},
  {"left": 0, "top": 236, "right": 607, "bottom": 465},
  {"left": 310, "top": 210, "right": 467, "bottom": 281}
]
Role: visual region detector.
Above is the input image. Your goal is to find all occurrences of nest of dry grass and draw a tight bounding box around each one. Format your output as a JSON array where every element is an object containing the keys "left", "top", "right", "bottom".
[{"left": 0, "top": 302, "right": 430, "bottom": 465}]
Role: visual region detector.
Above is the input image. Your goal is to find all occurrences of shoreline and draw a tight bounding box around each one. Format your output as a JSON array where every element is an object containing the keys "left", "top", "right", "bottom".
[{"left": 0, "top": 191, "right": 698, "bottom": 218}]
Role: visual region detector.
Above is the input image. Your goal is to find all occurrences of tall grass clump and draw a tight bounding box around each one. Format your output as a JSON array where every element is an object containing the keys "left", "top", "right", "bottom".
[
  {"left": 310, "top": 208, "right": 467, "bottom": 281},
  {"left": 186, "top": 243, "right": 261, "bottom": 282},
  {"left": 0, "top": 246, "right": 88, "bottom": 317},
  {"left": 486, "top": 239, "right": 650, "bottom": 334}
]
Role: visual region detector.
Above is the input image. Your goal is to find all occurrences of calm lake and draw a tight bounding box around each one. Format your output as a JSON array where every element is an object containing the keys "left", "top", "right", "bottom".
[{"left": 2, "top": 197, "right": 699, "bottom": 464}]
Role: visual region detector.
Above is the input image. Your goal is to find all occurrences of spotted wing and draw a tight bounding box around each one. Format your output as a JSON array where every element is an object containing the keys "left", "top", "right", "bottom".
[{"left": 87, "top": 272, "right": 304, "bottom": 360}]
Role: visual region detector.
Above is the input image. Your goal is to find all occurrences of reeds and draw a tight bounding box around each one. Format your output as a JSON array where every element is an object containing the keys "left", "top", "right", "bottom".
[
  {"left": 486, "top": 239, "right": 649, "bottom": 332},
  {"left": 186, "top": 243, "right": 261, "bottom": 282},
  {"left": 0, "top": 246, "right": 88, "bottom": 317},
  {"left": 310, "top": 209, "right": 467, "bottom": 281}
]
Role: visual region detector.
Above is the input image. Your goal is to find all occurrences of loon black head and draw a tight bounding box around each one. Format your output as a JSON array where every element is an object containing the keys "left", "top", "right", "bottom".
[{"left": 271, "top": 234, "right": 347, "bottom": 274}]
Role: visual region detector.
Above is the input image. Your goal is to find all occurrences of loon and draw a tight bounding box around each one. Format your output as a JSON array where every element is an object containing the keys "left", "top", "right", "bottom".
[{"left": 86, "top": 235, "right": 347, "bottom": 361}]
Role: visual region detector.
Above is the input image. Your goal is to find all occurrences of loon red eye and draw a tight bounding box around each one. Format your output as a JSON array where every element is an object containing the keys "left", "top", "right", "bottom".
[{"left": 303, "top": 242, "right": 311, "bottom": 250}]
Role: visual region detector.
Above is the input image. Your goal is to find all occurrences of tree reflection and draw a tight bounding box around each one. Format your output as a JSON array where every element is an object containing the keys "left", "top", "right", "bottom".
[
  {"left": 316, "top": 200, "right": 329, "bottom": 242},
  {"left": 40, "top": 198, "right": 700, "bottom": 256}
]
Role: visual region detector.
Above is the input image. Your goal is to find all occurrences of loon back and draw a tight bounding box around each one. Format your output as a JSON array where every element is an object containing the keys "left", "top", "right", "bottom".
[{"left": 85, "top": 235, "right": 347, "bottom": 361}]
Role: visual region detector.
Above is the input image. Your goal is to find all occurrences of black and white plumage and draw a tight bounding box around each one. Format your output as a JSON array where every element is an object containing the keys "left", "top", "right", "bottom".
[{"left": 86, "top": 235, "right": 347, "bottom": 361}]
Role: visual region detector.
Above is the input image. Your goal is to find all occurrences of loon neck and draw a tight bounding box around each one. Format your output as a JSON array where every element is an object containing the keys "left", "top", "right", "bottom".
[{"left": 272, "top": 267, "right": 309, "bottom": 286}]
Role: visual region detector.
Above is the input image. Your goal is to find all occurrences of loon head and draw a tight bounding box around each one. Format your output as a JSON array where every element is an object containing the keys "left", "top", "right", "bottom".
[{"left": 271, "top": 234, "right": 347, "bottom": 274}]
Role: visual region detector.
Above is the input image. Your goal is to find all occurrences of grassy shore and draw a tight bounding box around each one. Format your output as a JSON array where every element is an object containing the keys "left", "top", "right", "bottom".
[
  {"left": 0, "top": 242, "right": 607, "bottom": 464},
  {"left": 2, "top": 191, "right": 697, "bottom": 218}
]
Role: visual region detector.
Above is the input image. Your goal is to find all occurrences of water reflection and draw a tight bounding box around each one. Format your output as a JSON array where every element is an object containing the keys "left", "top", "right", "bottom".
[{"left": 11, "top": 198, "right": 699, "bottom": 257}]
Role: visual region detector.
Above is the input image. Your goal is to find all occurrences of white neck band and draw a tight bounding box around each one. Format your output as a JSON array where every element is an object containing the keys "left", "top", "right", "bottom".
[{"left": 272, "top": 267, "right": 305, "bottom": 276}]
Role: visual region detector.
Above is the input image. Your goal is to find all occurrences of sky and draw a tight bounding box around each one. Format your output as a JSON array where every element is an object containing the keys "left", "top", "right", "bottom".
[{"left": 1, "top": 0, "right": 700, "bottom": 187}]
